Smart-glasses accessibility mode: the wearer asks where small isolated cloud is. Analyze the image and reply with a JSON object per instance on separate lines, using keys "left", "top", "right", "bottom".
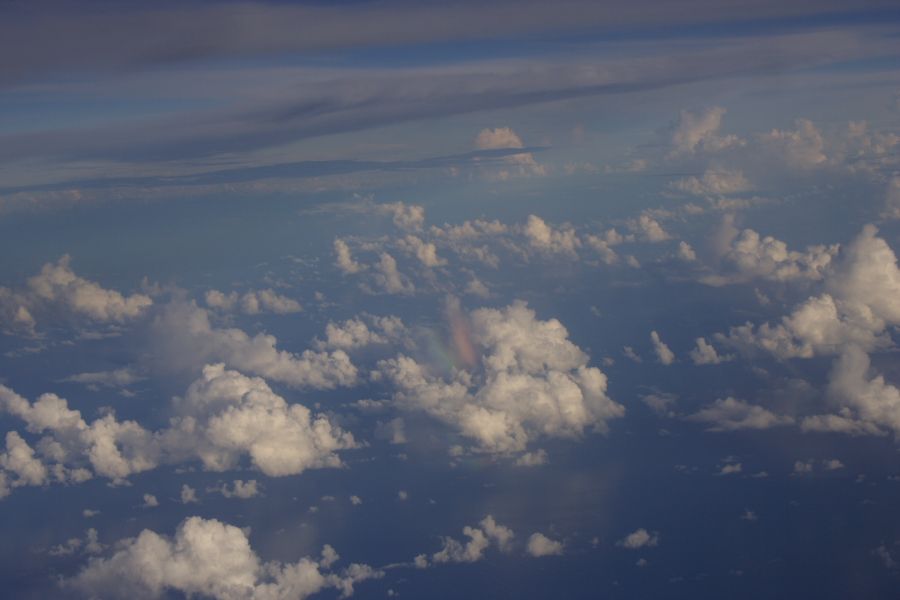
{"left": 617, "top": 528, "right": 659, "bottom": 550}
{"left": 650, "top": 331, "right": 675, "bottom": 365}
{"left": 211, "top": 479, "right": 260, "bottom": 499}
{"left": 428, "top": 516, "right": 515, "bottom": 566}
{"left": 474, "top": 127, "right": 545, "bottom": 178}
{"left": 141, "top": 494, "right": 159, "bottom": 508}
{"left": 526, "top": 532, "right": 563, "bottom": 557}
{"left": 716, "top": 462, "right": 742, "bottom": 476}
{"left": 688, "top": 397, "right": 794, "bottom": 431}
{"left": 180, "top": 484, "right": 199, "bottom": 504}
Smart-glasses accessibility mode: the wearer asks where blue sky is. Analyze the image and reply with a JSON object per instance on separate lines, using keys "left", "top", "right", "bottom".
{"left": 2, "top": 1, "right": 900, "bottom": 598}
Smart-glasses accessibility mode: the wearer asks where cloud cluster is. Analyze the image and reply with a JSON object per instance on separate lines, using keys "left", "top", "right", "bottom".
{"left": 376, "top": 301, "right": 623, "bottom": 454}
{"left": 205, "top": 288, "right": 302, "bottom": 315}
{"left": 423, "top": 515, "right": 515, "bottom": 567}
{"left": 0, "top": 256, "right": 152, "bottom": 335}
{"left": 70, "top": 516, "right": 380, "bottom": 600}
{"left": 0, "top": 364, "right": 356, "bottom": 498}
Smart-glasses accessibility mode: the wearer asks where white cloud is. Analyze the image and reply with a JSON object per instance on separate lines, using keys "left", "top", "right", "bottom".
{"left": 474, "top": 127, "right": 545, "bottom": 177}
{"left": 180, "top": 484, "right": 199, "bottom": 504}
{"left": 617, "top": 528, "right": 659, "bottom": 550}
{"left": 526, "top": 532, "right": 563, "bottom": 557}
{"left": 430, "top": 515, "right": 515, "bottom": 565}
{"left": 689, "top": 337, "right": 731, "bottom": 365}
{"left": 379, "top": 202, "right": 426, "bottom": 231}
{"left": 314, "top": 315, "right": 406, "bottom": 351}
{"left": 672, "top": 167, "right": 751, "bottom": 197}
{"left": 630, "top": 214, "right": 670, "bottom": 242}
{"left": 759, "top": 118, "right": 827, "bottom": 168}
{"left": 142, "top": 494, "right": 159, "bottom": 508}
{"left": 334, "top": 238, "right": 365, "bottom": 274}
{"left": 704, "top": 227, "right": 838, "bottom": 285}
{"left": 62, "top": 368, "right": 144, "bottom": 390}
{"left": 398, "top": 235, "right": 447, "bottom": 268}
{"left": 717, "top": 462, "right": 742, "bottom": 475}
{"left": 669, "top": 107, "right": 742, "bottom": 156}
{"left": 523, "top": 215, "right": 580, "bottom": 258}
{"left": 514, "top": 448, "right": 548, "bottom": 467}
{"left": 376, "top": 301, "right": 623, "bottom": 453}
{"left": 650, "top": 331, "right": 675, "bottom": 365}
{"left": 69, "top": 516, "right": 381, "bottom": 600}
{"left": 205, "top": 289, "right": 301, "bottom": 315}
{"left": 211, "top": 479, "right": 260, "bottom": 499}
{"left": 0, "top": 256, "right": 152, "bottom": 335}
{"left": 372, "top": 252, "right": 415, "bottom": 295}
{"left": 151, "top": 301, "right": 358, "bottom": 389}
{"left": 677, "top": 241, "right": 697, "bottom": 262}
{"left": 688, "top": 397, "right": 794, "bottom": 431}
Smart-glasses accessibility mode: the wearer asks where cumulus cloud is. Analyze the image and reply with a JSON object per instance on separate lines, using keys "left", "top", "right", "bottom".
{"left": 759, "top": 118, "right": 827, "bottom": 169}
{"left": 522, "top": 215, "right": 580, "bottom": 258}
{"left": 151, "top": 301, "right": 358, "bottom": 389}
{"left": 0, "top": 364, "right": 356, "bottom": 498}
{"left": 334, "top": 238, "right": 365, "bottom": 275}
{"left": 716, "top": 225, "right": 900, "bottom": 359}
{"left": 428, "top": 515, "right": 514, "bottom": 566}
{"left": 314, "top": 315, "right": 406, "bottom": 351}
{"left": 688, "top": 397, "right": 794, "bottom": 431}
{"left": 526, "top": 532, "right": 563, "bottom": 557}
{"left": 474, "top": 127, "right": 545, "bottom": 178}
{"left": 689, "top": 337, "right": 732, "bottom": 365}
{"left": 0, "top": 255, "right": 152, "bottom": 335}
{"left": 69, "top": 516, "right": 380, "bottom": 600}
{"left": 669, "top": 107, "right": 742, "bottom": 156}
{"left": 378, "top": 202, "right": 425, "bottom": 231}
{"left": 703, "top": 227, "right": 838, "bottom": 285}
{"left": 671, "top": 167, "right": 751, "bottom": 197}
{"left": 630, "top": 214, "right": 670, "bottom": 243}
{"left": 376, "top": 301, "right": 623, "bottom": 453}
{"left": 514, "top": 448, "right": 548, "bottom": 467}
{"left": 371, "top": 252, "right": 415, "bottom": 295}
{"left": 62, "top": 368, "right": 144, "bottom": 390}
{"left": 211, "top": 479, "right": 260, "bottom": 499}
{"left": 205, "top": 289, "right": 302, "bottom": 315}
{"left": 398, "top": 235, "right": 447, "bottom": 267}
{"left": 617, "top": 528, "right": 659, "bottom": 549}
{"left": 650, "top": 331, "right": 675, "bottom": 365}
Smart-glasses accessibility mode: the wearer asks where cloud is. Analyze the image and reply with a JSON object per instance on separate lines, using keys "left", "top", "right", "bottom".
{"left": 758, "top": 118, "right": 827, "bottom": 168}
{"left": 69, "top": 516, "right": 380, "bottom": 600}
{"left": 211, "top": 479, "right": 260, "bottom": 499}
{"left": 630, "top": 214, "right": 670, "bottom": 243}
{"left": 617, "top": 528, "right": 659, "bottom": 549}
{"left": 474, "top": 127, "right": 545, "bottom": 178}
{"left": 715, "top": 225, "right": 900, "bottom": 359}
{"left": 151, "top": 301, "right": 359, "bottom": 389}
{"left": 523, "top": 215, "right": 580, "bottom": 257}
{"left": 0, "top": 255, "right": 151, "bottom": 335}
{"left": 703, "top": 227, "right": 838, "bottom": 285}
{"left": 334, "top": 239, "right": 366, "bottom": 275}
{"left": 650, "top": 331, "right": 675, "bottom": 365}
{"left": 142, "top": 494, "right": 159, "bottom": 508}
{"left": 429, "top": 515, "right": 515, "bottom": 566}
{"left": 514, "top": 448, "right": 549, "bottom": 467}
{"left": 526, "top": 533, "right": 563, "bottom": 557}
{"left": 314, "top": 315, "right": 406, "bottom": 351}
{"left": 671, "top": 167, "right": 751, "bottom": 197}
{"left": 205, "top": 289, "right": 302, "bottom": 315}
{"left": 62, "top": 368, "right": 144, "bottom": 390}
{"left": 689, "top": 337, "right": 732, "bottom": 365}
{"left": 669, "top": 107, "right": 742, "bottom": 156}
{"left": 0, "top": 363, "right": 356, "bottom": 497}
{"left": 688, "top": 397, "right": 794, "bottom": 431}
{"left": 376, "top": 301, "right": 623, "bottom": 453}
{"left": 398, "top": 235, "right": 447, "bottom": 268}
{"left": 371, "top": 253, "right": 415, "bottom": 295}
{"left": 717, "top": 462, "right": 743, "bottom": 475}
{"left": 180, "top": 484, "right": 199, "bottom": 505}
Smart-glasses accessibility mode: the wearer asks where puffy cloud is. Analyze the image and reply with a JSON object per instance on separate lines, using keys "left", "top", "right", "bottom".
{"left": 717, "top": 462, "right": 742, "bottom": 475}
{"left": 376, "top": 301, "right": 623, "bottom": 453}
{"left": 584, "top": 228, "right": 631, "bottom": 265}
{"left": 398, "top": 235, "right": 446, "bottom": 268}
{"left": 474, "top": 127, "right": 545, "bottom": 177}
{"left": 62, "top": 368, "right": 144, "bottom": 390}
{"left": 514, "top": 448, "right": 548, "bottom": 467}
{"left": 883, "top": 176, "right": 900, "bottom": 219}
{"left": 205, "top": 289, "right": 302, "bottom": 315}
{"left": 211, "top": 479, "right": 260, "bottom": 499}
{"left": 315, "top": 315, "right": 406, "bottom": 351}
{"left": 650, "top": 331, "right": 675, "bottom": 365}
{"left": 704, "top": 227, "right": 838, "bottom": 285}
{"left": 669, "top": 107, "right": 741, "bottom": 156}
{"left": 378, "top": 202, "right": 425, "bottom": 231}
{"left": 525, "top": 533, "right": 563, "bottom": 557}
{"left": 334, "top": 238, "right": 365, "bottom": 275}
{"left": 689, "top": 337, "right": 731, "bottom": 365}
{"left": 671, "top": 167, "right": 751, "bottom": 197}
{"left": 759, "top": 118, "right": 827, "bottom": 168}
{"left": 677, "top": 241, "right": 697, "bottom": 262}
{"left": 180, "top": 484, "right": 199, "bottom": 504}
{"left": 0, "top": 256, "right": 152, "bottom": 334}
{"left": 687, "top": 397, "right": 794, "bottom": 431}
{"left": 0, "top": 364, "right": 355, "bottom": 498}
{"left": 630, "top": 214, "right": 670, "bottom": 242}
{"left": 522, "top": 215, "right": 580, "bottom": 258}
{"left": 142, "top": 494, "right": 159, "bottom": 508}
{"left": 69, "top": 516, "right": 380, "bottom": 600}
{"left": 151, "top": 301, "right": 358, "bottom": 389}
{"left": 617, "top": 528, "right": 659, "bottom": 550}
{"left": 716, "top": 226, "right": 900, "bottom": 359}
{"left": 164, "top": 364, "right": 356, "bottom": 477}
{"left": 372, "top": 252, "right": 415, "bottom": 295}
{"left": 429, "top": 515, "right": 514, "bottom": 566}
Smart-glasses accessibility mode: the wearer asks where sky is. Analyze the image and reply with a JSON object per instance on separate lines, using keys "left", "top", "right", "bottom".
{"left": 2, "top": 1, "right": 900, "bottom": 598}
